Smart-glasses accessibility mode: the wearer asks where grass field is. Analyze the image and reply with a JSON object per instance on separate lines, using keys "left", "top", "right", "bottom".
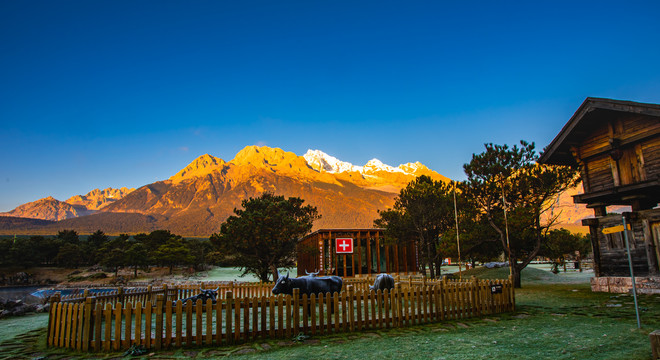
{"left": 0, "top": 266, "right": 657, "bottom": 359}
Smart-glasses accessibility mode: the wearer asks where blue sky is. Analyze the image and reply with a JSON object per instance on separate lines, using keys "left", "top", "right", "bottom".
{"left": 2, "top": 1, "right": 660, "bottom": 212}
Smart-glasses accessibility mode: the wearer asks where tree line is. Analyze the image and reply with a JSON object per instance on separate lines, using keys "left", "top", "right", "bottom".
{"left": 0, "top": 229, "right": 220, "bottom": 276}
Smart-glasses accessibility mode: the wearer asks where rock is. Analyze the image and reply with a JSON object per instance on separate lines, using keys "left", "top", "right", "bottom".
{"left": 234, "top": 347, "right": 256, "bottom": 354}
{"left": 484, "top": 262, "right": 508, "bottom": 269}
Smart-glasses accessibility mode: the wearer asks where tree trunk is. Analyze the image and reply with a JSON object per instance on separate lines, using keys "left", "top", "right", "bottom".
{"left": 134, "top": 265, "right": 138, "bottom": 278}
{"left": 426, "top": 242, "right": 435, "bottom": 279}
{"left": 169, "top": 264, "right": 173, "bottom": 275}
{"left": 259, "top": 269, "right": 270, "bottom": 282}
{"left": 511, "top": 265, "right": 521, "bottom": 288}
{"left": 271, "top": 265, "right": 279, "bottom": 282}
{"left": 435, "top": 258, "right": 442, "bottom": 278}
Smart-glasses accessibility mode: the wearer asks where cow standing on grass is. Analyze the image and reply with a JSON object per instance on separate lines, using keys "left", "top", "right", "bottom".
{"left": 369, "top": 273, "right": 395, "bottom": 292}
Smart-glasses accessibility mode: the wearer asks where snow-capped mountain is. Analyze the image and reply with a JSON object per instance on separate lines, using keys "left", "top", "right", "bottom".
{"left": 303, "top": 149, "right": 436, "bottom": 177}
{"left": 303, "top": 150, "right": 364, "bottom": 173}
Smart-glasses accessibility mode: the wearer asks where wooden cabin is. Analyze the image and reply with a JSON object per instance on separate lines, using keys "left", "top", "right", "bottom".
{"left": 296, "top": 228, "right": 419, "bottom": 277}
{"left": 540, "top": 98, "right": 660, "bottom": 292}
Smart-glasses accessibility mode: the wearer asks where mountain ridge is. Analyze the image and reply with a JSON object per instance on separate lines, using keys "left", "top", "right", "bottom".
{"left": 0, "top": 145, "right": 591, "bottom": 236}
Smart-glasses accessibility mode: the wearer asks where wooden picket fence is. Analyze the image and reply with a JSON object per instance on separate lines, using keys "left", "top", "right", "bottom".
{"left": 56, "top": 282, "right": 278, "bottom": 306}
{"left": 47, "top": 277, "right": 514, "bottom": 352}
{"left": 54, "top": 276, "right": 449, "bottom": 307}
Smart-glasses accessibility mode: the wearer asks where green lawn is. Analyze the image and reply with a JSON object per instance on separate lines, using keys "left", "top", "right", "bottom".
{"left": 0, "top": 266, "right": 657, "bottom": 360}
{"left": 199, "top": 266, "right": 297, "bottom": 282}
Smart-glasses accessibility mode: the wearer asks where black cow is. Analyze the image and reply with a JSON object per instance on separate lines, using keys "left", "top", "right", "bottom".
{"left": 272, "top": 271, "right": 342, "bottom": 297}
{"left": 180, "top": 288, "right": 219, "bottom": 304}
{"left": 369, "top": 274, "right": 395, "bottom": 292}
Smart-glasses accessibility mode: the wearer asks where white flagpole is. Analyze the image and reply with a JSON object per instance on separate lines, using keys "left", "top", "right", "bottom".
{"left": 454, "top": 182, "right": 462, "bottom": 280}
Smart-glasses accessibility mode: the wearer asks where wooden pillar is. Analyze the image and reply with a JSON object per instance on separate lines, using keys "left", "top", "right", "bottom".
{"left": 343, "top": 254, "right": 347, "bottom": 277}
{"left": 376, "top": 235, "right": 381, "bottom": 273}
{"left": 642, "top": 218, "right": 659, "bottom": 275}
{"left": 593, "top": 205, "right": 607, "bottom": 217}
{"left": 350, "top": 233, "right": 355, "bottom": 277}
{"left": 367, "top": 232, "right": 372, "bottom": 276}
{"left": 357, "top": 231, "right": 362, "bottom": 276}
{"left": 588, "top": 221, "right": 602, "bottom": 277}
{"left": 650, "top": 330, "right": 660, "bottom": 360}
{"left": 331, "top": 230, "right": 337, "bottom": 276}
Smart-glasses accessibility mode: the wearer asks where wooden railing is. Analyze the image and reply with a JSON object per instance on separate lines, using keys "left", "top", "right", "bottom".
{"left": 47, "top": 277, "right": 514, "bottom": 352}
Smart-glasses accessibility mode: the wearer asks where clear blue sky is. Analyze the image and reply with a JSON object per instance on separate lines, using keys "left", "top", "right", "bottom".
{"left": 2, "top": 1, "right": 660, "bottom": 212}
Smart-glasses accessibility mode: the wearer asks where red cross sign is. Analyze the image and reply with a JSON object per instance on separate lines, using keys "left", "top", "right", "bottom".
{"left": 336, "top": 238, "right": 353, "bottom": 254}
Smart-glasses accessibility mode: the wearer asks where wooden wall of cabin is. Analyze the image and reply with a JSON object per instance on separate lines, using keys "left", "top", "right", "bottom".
{"left": 577, "top": 114, "right": 659, "bottom": 195}
{"left": 297, "top": 230, "right": 419, "bottom": 278}
{"left": 642, "top": 137, "right": 660, "bottom": 180}
{"left": 589, "top": 212, "right": 660, "bottom": 277}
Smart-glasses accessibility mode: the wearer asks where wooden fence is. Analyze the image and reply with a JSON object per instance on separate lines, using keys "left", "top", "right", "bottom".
{"left": 54, "top": 276, "right": 446, "bottom": 306}
{"left": 47, "top": 277, "right": 514, "bottom": 352}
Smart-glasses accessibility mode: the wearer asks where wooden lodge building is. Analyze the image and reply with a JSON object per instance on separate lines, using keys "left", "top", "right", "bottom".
{"left": 296, "top": 228, "right": 419, "bottom": 278}
{"left": 540, "top": 97, "right": 660, "bottom": 293}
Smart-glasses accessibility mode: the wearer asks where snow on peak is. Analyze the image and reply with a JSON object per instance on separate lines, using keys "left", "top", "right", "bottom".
{"left": 303, "top": 150, "right": 363, "bottom": 173}
{"left": 363, "top": 159, "right": 405, "bottom": 174}
{"left": 304, "top": 150, "right": 422, "bottom": 176}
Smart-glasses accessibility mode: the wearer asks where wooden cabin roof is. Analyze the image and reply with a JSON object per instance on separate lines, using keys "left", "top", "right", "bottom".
{"left": 539, "top": 97, "right": 660, "bottom": 166}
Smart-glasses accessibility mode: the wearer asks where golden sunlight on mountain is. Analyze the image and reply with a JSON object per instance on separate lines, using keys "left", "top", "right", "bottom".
{"left": 170, "top": 154, "right": 226, "bottom": 183}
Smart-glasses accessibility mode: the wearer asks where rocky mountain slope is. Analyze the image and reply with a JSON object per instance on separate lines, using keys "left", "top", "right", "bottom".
{"left": 1, "top": 188, "right": 134, "bottom": 221}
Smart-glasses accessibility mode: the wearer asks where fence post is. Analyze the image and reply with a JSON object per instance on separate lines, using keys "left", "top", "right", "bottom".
{"left": 471, "top": 276, "right": 480, "bottom": 317}
{"left": 293, "top": 288, "right": 300, "bottom": 336}
{"left": 49, "top": 292, "right": 61, "bottom": 306}
{"left": 226, "top": 291, "right": 233, "bottom": 344}
{"left": 155, "top": 294, "right": 164, "bottom": 350}
{"left": 347, "top": 285, "right": 355, "bottom": 332}
{"left": 83, "top": 289, "right": 89, "bottom": 299}
{"left": 47, "top": 293, "right": 60, "bottom": 345}
{"left": 82, "top": 296, "right": 94, "bottom": 352}
{"left": 147, "top": 285, "right": 153, "bottom": 303}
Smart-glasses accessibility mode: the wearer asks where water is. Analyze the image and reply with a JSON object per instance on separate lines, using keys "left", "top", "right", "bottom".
{"left": 0, "top": 286, "right": 44, "bottom": 304}
{"left": 29, "top": 288, "right": 117, "bottom": 300}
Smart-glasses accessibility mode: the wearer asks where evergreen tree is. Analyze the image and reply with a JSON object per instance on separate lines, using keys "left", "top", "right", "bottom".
{"left": 210, "top": 193, "right": 320, "bottom": 282}
{"left": 463, "top": 140, "right": 579, "bottom": 287}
